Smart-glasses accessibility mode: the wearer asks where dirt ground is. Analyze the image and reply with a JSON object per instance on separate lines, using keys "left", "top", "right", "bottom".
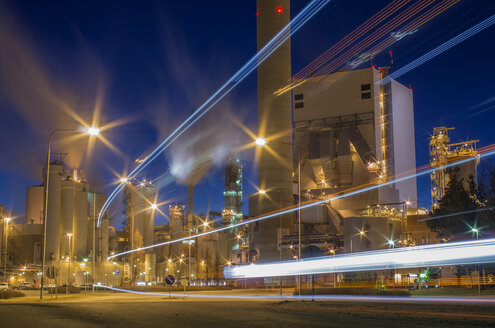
{"left": 1, "top": 294, "right": 495, "bottom": 327}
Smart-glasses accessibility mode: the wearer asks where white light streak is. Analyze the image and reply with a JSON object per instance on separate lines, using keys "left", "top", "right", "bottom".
{"left": 380, "top": 14, "right": 495, "bottom": 85}
{"left": 224, "top": 238, "right": 495, "bottom": 279}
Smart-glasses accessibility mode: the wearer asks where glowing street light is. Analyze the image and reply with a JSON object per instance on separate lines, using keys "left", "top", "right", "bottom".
{"left": 150, "top": 203, "right": 158, "bottom": 210}
{"left": 258, "top": 189, "right": 266, "bottom": 194}
{"left": 254, "top": 137, "right": 267, "bottom": 146}
{"left": 86, "top": 126, "right": 100, "bottom": 136}
{"left": 119, "top": 177, "right": 128, "bottom": 184}
{"left": 359, "top": 231, "right": 365, "bottom": 236}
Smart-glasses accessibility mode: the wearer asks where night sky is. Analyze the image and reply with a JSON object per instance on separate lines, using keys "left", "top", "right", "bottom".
{"left": 1, "top": 0, "right": 495, "bottom": 227}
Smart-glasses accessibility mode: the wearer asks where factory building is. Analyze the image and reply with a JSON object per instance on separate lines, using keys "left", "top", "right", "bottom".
{"left": 3, "top": 158, "right": 116, "bottom": 287}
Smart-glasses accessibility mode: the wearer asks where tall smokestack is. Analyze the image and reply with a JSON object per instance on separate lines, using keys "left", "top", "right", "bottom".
{"left": 187, "top": 185, "right": 194, "bottom": 228}
{"left": 255, "top": 0, "right": 294, "bottom": 262}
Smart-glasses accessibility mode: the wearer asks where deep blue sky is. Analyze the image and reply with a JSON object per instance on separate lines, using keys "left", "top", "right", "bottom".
{"left": 1, "top": 0, "right": 494, "bottom": 227}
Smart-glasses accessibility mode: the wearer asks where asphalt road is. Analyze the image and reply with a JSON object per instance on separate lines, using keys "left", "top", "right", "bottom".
{"left": 1, "top": 292, "right": 495, "bottom": 327}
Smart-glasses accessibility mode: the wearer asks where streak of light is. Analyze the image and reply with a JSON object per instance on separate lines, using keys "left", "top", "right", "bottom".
{"left": 97, "top": 0, "right": 332, "bottom": 227}
{"left": 224, "top": 238, "right": 495, "bottom": 279}
{"left": 95, "top": 285, "right": 495, "bottom": 303}
{"left": 379, "top": 13, "right": 495, "bottom": 85}
{"left": 107, "top": 147, "right": 495, "bottom": 260}
{"left": 418, "top": 206, "right": 495, "bottom": 222}
{"left": 293, "top": 0, "right": 411, "bottom": 80}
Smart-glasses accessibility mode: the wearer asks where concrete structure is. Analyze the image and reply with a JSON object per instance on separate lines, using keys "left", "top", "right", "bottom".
{"left": 25, "top": 186, "right": 43, "bottom": 224}
{"left": 252, "top": 0, "right": 294, "bottom": 263}
{"left": 292, "top": 67, "right": 417, "bottom": 216}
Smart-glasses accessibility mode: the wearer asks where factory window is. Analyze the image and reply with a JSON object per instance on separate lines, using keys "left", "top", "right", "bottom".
{"left": 361, "top": 83, "right": 371, "bottom": 91}
{"left": 295, "top": 102, "right": 304, "bottom": 109}
{"left": 294, "top": 93, "right": 304, "bottom": 101}
{"left": 361, "top": 92, "right": 371, "bottom": 99}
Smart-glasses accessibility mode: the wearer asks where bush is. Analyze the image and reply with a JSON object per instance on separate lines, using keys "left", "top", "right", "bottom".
{"left": 0, "top": 290, "right": 25, "bottom": 299}
{"left": 294, "top": 287, "right": 410, "bottom": 296}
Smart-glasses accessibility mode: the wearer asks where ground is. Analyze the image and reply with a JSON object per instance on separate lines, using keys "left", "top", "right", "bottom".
{"left": 1, "top": 290, "right": 494, "bottom": 327}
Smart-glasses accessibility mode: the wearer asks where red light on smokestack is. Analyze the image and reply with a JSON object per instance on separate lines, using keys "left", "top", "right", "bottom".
{"left": 256, "top": 12, "right": 259, "bottom": 16}
{"left": 276, "top": 7, "right": 283, "bottom": 14}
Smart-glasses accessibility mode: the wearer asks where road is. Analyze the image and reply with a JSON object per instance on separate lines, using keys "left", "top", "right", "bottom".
{"left": 1, "top": 291, "right": 495, "bottom": 327}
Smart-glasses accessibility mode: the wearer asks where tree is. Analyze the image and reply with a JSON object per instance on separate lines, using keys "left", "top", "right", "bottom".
{"left": 427, "top": 167, "right": 478, "bottom": 240}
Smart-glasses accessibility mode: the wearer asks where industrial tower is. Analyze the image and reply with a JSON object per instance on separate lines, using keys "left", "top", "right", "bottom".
{"left": 429, "top": 127, "right": 479, "bottom": 208}
{"left": 254, "top": 0, "right": 294, "bottom": 262}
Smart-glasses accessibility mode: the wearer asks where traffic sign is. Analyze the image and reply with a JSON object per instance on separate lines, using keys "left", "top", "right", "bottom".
{"left": 165, "top": 275, "right": 175, "bottom": 285}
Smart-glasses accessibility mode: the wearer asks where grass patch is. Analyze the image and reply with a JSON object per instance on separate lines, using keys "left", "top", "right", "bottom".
{"left": 294, "top": 287, "right": 410, "bottom": 296}
{"left": 0, "top": 290, "right": 25, "bottom": 299}
{"left": 410, "top": 287, "right": 495, "bottom": 296}
{"left": 126, "top": 286, "right": 233, "bottom": 292}
{"left": 47, "top": 286, "right": 81, "bottom": 294}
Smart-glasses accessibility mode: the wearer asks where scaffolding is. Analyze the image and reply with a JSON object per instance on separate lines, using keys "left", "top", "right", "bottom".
{"left": 429, "top": 127, "right": 479, "bottom": 208}
{"left": 221, "top": 157, "right": 247, "bottom": 252}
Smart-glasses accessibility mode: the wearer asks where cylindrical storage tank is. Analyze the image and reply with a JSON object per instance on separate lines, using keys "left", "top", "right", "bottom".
{"left": 26, "top": 185, "right": 44, "bottom": 224}
{"left": 143, "top": 185, "right": 156, "bottom": 251}
{"left": 169, "top": 204, "right": 184, "bottom": 259}
{"left": 45, "top": 164, "right": 63, "bottom": 261}
{"left": 99, "top": 217, "right": 109, "bottom": 261}
{"left": 74, "top": 182, "right": 88, "bottom": 260}
{"left": 145, "top": 253, "right": 156, "bottom": 282}
{"left": 61, "top": 180, "right": 75, "bottom": 257}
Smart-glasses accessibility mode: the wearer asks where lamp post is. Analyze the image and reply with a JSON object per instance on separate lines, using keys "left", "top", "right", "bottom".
{"left": 3, "top": 217, "right": 11, "bottom": 282}
{"left": 472, "top": 228, "right": 480, "bottom": 295}
{"left": 255, "top": 137, "right": 304, "bottom": 293}
{"left": 41, "top": 127, "right": 100, "bottom": 300}
{"left": 66, "top": 233, "right": 72, "bottom": 294}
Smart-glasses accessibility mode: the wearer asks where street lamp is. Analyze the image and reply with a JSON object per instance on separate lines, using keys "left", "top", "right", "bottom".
{"left": 66, "top": 233, "right": 72, "bottom": 295}
{"left": 150, "top": 203, "right": 158, "bottom": 210}
{"left": 3, "top": 217, "right": 12, "bottom": 282}
{"left": 254, "top": 137, "right": 267, "bottom": 146}
{"left": 472, "top": 228, "right": 479, "bottom": 240}
{"left": 41, "top": 127, "right": 100, "bottom": 300}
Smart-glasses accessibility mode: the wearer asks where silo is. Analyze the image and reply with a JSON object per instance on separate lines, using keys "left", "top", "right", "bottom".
{"left": 169, "top": 204, "right": 185, "bottom": 259}
{"left": 26, "top": 186, "right": 44, "bottom": 224}
{"left": 142, "top": 185, "right": 156, "bottom": 250}
{"left": 74, "top": 181, "right": 88, "bottom": 260}
{"left": 60, "top": 179, "right": 75, "bottom": 257}
{"left": 255, "top": 0, "right": 294, "bottom": 262}
{"left": 45, "top": 163, "right": 63, "bottom": 261}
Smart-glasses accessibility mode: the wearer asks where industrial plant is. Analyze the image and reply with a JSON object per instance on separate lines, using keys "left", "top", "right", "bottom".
{"left": 0, "top": 0, "right": 485, "bottom": 291}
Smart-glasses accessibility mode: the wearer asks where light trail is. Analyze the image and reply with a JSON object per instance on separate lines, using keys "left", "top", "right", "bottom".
{"left": 97, "top": 0, "right": 332, "bottom": 227}
{"left": 95, "top": 285, "right": 495, "bottom": 303}
{"left": 224, "top": 238, "right": 495, "bottom": 279}
{"left": 107, "top": 148, "right": 495, "bottom": 260}
{"left": 419, "top": 206, "right": 495, "bottom": 222}
{"left": 380, "top": 13, "right": 495, "bottom": 84}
